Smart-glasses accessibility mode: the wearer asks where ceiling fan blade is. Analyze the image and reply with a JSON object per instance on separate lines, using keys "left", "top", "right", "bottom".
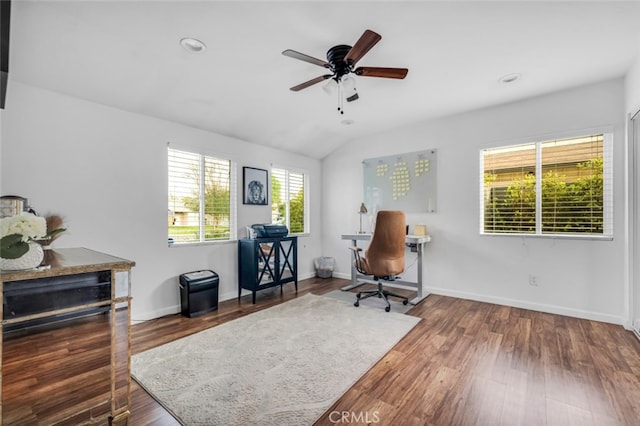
{"left": 289, "top": 75, "right": 333, "bottom": 91}
{"left": 344, "top": 29, "right": 382, "bottom": 66}
{"left": 282, "top": 49, "right": 330, "bottom": 68}
{"left": 354, "top": 67, "right": 408, "bottom": 79}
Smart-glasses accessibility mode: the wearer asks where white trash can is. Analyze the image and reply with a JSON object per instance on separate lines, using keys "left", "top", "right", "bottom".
{"left": 314, "top": 257, "right": 335, "bottom": 279}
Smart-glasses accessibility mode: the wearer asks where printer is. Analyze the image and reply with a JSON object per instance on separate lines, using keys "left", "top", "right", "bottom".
{"left": 251, "top": 224, "right": 289, "bottom": 238}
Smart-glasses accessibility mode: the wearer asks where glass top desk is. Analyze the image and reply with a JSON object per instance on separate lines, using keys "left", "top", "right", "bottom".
{"left": 341, "top": 234, "right": 431, "bottom": 305}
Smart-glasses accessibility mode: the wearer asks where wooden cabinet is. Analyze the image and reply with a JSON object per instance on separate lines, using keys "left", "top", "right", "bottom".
{"left": 0, "top": 248, "right": 135, "bottom": 425}
{"left": 238, "top": 237, "right": 297, "bottom": 303}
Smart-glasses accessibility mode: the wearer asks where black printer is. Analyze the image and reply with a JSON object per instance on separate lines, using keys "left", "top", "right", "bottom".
{"left": 251, "top": 224, "right": 289, "bottom": 238}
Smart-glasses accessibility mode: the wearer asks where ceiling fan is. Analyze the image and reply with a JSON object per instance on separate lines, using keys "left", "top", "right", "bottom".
{"left": 282, "top": 29, "right": 408, "bottom": 111}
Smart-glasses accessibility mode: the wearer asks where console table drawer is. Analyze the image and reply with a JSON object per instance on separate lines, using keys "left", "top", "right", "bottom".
{"left": 3, "top": 271, "right": 111, "bottom": 320}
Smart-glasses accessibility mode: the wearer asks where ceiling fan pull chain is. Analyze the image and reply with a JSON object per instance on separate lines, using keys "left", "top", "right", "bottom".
{"left": 338, "top": 80, "right": 344, "bottom": 115}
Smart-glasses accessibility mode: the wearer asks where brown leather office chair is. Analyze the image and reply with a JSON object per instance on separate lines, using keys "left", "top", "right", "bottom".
{"left": 349, "top": 210, "right": 409, "bottom": 312}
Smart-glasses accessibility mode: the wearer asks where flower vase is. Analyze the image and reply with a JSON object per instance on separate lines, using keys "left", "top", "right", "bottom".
{"left": 0, "top": 241, "right": 45, "bottom": 271}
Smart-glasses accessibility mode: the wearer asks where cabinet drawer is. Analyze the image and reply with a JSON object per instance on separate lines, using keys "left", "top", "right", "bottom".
{"left": 3, "top": 271, "right": 111, "bottom": 320}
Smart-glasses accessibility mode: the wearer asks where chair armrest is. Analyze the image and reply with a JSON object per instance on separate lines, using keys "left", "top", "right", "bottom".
{"left": 348, "top": 246, "right": 368, "bottom": 275}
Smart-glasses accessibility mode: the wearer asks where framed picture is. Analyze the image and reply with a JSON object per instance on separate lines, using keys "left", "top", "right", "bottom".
{"left": 243, "top": 167, "right": 268, "bottom": 205}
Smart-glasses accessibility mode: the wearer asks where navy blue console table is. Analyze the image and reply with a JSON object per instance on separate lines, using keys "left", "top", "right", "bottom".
{"left": 238, "top": 236, "right": 297, "bottom": 303}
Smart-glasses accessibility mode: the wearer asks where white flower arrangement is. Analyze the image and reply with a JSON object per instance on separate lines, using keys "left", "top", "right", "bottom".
{"left": 0, "top": 212, "right": 66, "bottom": 259}
{"left": 0, "top": 212, "right": 47, "bottom": 241}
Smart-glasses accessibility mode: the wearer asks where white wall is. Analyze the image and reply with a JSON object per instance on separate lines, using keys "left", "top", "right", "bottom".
{"left": 323, "top": 78, "right": 627, "bottom": 324}
{"left": 1, "top": 82, "right": 322, "bottom": 321}
{"left": 1, "top": 77, "right": 632, "bottom": 324}
{"left": 626, "top": 44, "right": 640, "bottom": 330}
{"left": 626, "top": 42, "right": 640, "bottom": 115}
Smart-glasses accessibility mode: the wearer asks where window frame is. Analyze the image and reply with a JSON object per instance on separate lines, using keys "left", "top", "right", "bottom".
{"left": 479, "top": 130, "right": 613, "bottom": 240}
{"left": 271, "top": 166, "right": 310, "bottom": 235}
{"left": 167, "top": 144, "right": 237, "bottom": 246}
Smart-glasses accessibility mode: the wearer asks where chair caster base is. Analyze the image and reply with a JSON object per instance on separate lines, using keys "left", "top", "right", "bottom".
{"left": 352, "top": 286, "right": 408, "bottom": 311}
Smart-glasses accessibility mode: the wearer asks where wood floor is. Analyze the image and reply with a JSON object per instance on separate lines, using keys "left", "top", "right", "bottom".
{"left": 4, "top": 277, "right": 640, "bottom": 425}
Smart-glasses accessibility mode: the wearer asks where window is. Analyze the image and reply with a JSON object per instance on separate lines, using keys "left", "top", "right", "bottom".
{"left": 168, "top": 146, "right": 236, "bottom": 244}
{"left": 481, "top": 133, "right": 612, "bottom": 238}
{"left": 271, "top": 168, "right": 308, "bottom": 234}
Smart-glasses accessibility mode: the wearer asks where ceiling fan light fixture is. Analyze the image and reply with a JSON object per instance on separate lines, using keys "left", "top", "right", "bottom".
{"left": 342, "top": 76, "right": 359, "bottom": 102}
{"left": 341, "top": 76, "right": 355, "bottom": 90}
{"left": 322, "top": 78, "right": 338, "bottom": 95}
{"left": 180, "top": 37, "right": 207, "bottom": 53}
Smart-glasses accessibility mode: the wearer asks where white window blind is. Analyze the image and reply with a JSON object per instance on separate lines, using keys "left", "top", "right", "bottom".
{"left": 271, "top": 168, "right": 307, "bottom": 234}
{"left": 481, "top": 133, "right": 612, "bottom": 238}
{"left": 168, "top": 147, "right": 236, "bottom": 243}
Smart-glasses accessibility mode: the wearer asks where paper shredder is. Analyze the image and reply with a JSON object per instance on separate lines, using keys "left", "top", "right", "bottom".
{"left": 179, "top": 270, "right": 219, "bottom": 317}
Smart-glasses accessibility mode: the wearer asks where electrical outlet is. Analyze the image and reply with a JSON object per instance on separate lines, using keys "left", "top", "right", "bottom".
{"left": 529, "top": 274, "right": 538, "bottom": 287}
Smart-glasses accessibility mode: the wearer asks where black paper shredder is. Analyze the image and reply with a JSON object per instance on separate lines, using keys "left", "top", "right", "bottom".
{"left": 179, "top": 270, "right": 219, "bottom": 317}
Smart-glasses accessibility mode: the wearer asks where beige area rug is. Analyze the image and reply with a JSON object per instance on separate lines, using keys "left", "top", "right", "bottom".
{"left": 131, "top": 293, "right": 420, "bottom": 426}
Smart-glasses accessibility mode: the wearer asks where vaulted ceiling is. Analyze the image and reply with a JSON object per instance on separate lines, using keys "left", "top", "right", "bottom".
{"left": 8, "top": 1, "right": 640, "bottom": 158}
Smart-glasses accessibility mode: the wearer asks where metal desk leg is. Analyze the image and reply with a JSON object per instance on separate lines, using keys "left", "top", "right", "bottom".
{"left": 341, "top": 238, "right": 367, "bottom": 291}
{"left": 410, "top": 241, "right": 429, "bottom": 305}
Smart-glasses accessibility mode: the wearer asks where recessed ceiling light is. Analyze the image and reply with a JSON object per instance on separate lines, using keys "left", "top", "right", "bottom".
{"left": 498, "top": 73, "right": 521, "bottom": 84}
{"left": 180, "top": 38, "right": 207, "bottom": 53}
{"left": 341, "top": 119, "right": 355, "bottom": 125}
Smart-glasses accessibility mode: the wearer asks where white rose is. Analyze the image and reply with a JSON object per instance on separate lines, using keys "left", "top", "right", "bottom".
{"left": 0, "top": 212, "right": 47, "bottom": 239}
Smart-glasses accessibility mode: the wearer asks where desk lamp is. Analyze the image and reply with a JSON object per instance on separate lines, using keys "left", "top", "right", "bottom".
{"left": 358, "top": 202, "right": 368, "bottom": 234}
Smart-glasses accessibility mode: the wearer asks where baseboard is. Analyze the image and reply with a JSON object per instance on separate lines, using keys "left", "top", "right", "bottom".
{"left": 132, "top": 304, "right": 180, "bottom": 323}
{"left": 298, "top": 271, "right": 316, "bottom": 281}
{"left": 632, "top": 319, "right": 640, "bottom": 341}
{"left": 311, "top": 273, "right": 624, "bottom": 324}
{"left": 135, "top": 272, "right": 319, "bottom": 323}
{"left": 426, "top": 286, "right": 623, "bottom": 325}
{"left": 135, "top": 274, "right": 622, "bottom": 326}
{"left": 333, "top": 272, "right": 351, "bottom": 280}
{"left": 219, "top": 271, "right": 316, "bottom": 302}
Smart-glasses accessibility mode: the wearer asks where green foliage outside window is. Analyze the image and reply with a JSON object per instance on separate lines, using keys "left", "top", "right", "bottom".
{"left": 168, "top": 148, "right": 232, "bottom": 243}
{"left": 289, "top": 189, "right": 305, "bottom": 233}
{"left": 271, "top": 169, "right": 306, "bottom": 234}
{"left": 484, "top": 158, "right": 603, "bottom": 234}
{"left": 180, "top": 163, "right": 230, "bottom": 240}
{"left": 272, "top": 173, "right": 285, "bottom": 223}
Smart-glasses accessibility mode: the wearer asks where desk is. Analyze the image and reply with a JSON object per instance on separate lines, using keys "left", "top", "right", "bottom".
{"left": 341, "top": 234, "right": 431, "bottom": 305}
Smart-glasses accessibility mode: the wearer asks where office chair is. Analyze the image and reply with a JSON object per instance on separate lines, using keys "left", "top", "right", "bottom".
{"left": 349, "top": 210, "right": 409, "bottom": 312}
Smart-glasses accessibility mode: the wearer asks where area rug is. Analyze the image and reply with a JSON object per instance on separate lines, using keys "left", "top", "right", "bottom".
{"left": 131, "top": 293, "right": 420, "bottom": 425}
